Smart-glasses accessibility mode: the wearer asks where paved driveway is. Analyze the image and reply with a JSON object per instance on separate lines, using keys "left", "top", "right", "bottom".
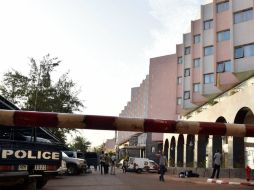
{"left": 44, "top": 169, "right": 254, "bottom": 190}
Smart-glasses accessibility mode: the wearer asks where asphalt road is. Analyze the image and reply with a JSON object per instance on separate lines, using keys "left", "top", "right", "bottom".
{"left": 44, "top": 169, "right": 254, "bottom": 190}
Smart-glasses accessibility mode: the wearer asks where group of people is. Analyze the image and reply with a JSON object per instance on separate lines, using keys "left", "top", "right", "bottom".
{"left": 99, "top": 151, "right": 116, "bottom": 175}
{"left": 97, "top": 149, "right": 222, "bottom": 181}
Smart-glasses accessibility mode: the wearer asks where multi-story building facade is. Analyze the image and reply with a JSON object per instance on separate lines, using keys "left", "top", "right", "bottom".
{"left": 155, "top": 0, "right": 254, "bottom": 177}
{"left": 116, "top": 76, "right": 151, "bottom": 159}
{"left": 118, "top": 0, "right": 254, "bottom": 177}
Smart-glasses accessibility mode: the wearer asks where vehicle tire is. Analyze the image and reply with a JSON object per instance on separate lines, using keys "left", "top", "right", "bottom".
{"left": 67, "top": 164, "right": 78, "bottom": 175}
{"left": 136, "top": 168, "right": 142, "bottom": 174}
{"left": 21, "top": 181, "right": 36, "bottom": 190}
{"left": 36, "top": 178, "right": 48, "bottom": 189}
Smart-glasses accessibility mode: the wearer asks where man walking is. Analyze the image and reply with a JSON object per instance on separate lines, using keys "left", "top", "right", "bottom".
{"left": 211, "top": 149, "right": 222, "bottom": 179}
{"left": 159, "top": 151, "right": 167, "bottom": 182}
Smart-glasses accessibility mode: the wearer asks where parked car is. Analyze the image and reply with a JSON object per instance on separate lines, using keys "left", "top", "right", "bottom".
{"left": 62, "top": 152, "right": 86, "bottom": 175}
{"left": 117, "top": 159, "right": 124, "bottom": 168}
{"left": 127, "top": 157, "right": 159, "bottom": 173}
{"left": 57, "top": 160, "right": 67, "bottom": 175}
{"left": 84, "top": 152, "right": 99, "bottom": 170}
{"left": 146, "top": 160, "right": 159, "bottom": 173}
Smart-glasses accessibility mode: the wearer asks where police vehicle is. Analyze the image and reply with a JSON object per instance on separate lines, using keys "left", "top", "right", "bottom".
{"left": 0, "top": 95, "right": 65, "bottom": 190}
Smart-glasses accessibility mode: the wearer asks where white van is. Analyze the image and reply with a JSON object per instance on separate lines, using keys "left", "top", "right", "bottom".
{"left": 127, "top": 157, "right": 159, "bottom": 173}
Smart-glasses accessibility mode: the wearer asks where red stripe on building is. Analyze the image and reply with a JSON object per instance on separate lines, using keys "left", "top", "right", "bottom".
{"left": 199, "top": 122, "right": 226, "bottom": 136}
{"left": 13, "top": 111, "right": 58, "bottom": 128}
{"left": 245, "top": 125, "right": 254, "bottom": 137}
{"left": 144, "top": 119, "right": 177, "bottom": 133}
{"left": 83, "top": 115, "right": 117, "bottom": 131}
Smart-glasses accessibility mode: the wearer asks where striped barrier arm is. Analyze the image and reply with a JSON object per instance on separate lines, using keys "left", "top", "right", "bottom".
{"left": 0, "top": 109, "right": 254, "bottom": 137}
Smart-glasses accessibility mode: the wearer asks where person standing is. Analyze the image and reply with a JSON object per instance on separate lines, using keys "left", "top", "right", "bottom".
{"left": 211, "top": 149, "right": 222, "bottom": 179}
{"left": 122, "top": 159, "right": 128, "bottom": 173}
{"left": 110, "top": 154, "right": 116, "bottom": 175}
{"left": 159, "top": 152, "right": 167, "bottom": 182}
{"left": 99, "top": 151, "right": 105, "bottom": 175}
{"left": 104, "top": 153, "right": 110, "bottom": 174}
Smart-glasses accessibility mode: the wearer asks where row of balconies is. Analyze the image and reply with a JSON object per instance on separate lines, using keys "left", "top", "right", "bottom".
{"left": 175, "top": 0, "right": 254, "bottom": 115}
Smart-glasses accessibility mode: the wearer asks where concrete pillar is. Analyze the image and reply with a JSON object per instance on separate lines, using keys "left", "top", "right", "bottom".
{"left": 227, "top": 136, "right": 234, "bottom": 168}
{"left": 207, "top": 135, "right": 213, "bottom": 168}
{"left": 194, "top": 135, "right": 198, "bottom": 168}
{"left": 175, "top": 139, "right": 178, "bottom": 167}
{"left": 183, "top": 143, "right": 187, "bottom": 168}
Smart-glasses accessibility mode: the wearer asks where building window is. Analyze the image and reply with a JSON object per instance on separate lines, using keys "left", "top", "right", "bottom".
{"left": 184, "top": 47, "right": 191, "bottom": 55}
{"left": 194, "top": 34, "right": 201, "bottom": 44}
{"left": 217, "top": 1, "right": 229, "bottom": 13}
{"left": 177, "top": 97, "right": 182, "bottom": 105}
{"left": 204, "top": 73, "right": 214, "bottom": 84}
{"left": 184, "top": 68, "right": 190, "bottom": 77}
{"left": 178, "top": 56, "right": 183, "bottom": 64}
{"left": 217, "top": 30, "right": 230, "bottom": 42}
{"left": 235, "top": 43, "right": 254, "bottom": 59}
{"left": 193, "top": 58, "right": 200, "bottom": 68}
{"left": 217, "top": 60, "right": 231, "bottom": 73}
{"left": 235, "top": 46, "right": 244, "bottom": 59}
{"left": 234, "top": 9, "right": 253, "bottom": 24}
{"left": 204, "top": 19, "right": 213, "bottom": 30}
{"left": 204, "top": 46, "right": 214, "bottom": 56}
{"left": 193, "top": 83, "right": 200, "bottom": 93}
{"left": 177, "top": 76, "right": 182, "bottom": 85}
{"left": 184, "top": 91, "right": 190, "bottom": 100}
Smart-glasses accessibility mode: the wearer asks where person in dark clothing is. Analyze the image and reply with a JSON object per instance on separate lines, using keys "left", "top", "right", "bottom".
{"left": 103, "top": 153, "right": 110, "bottom": 174}
{"left": 122, "top": 159, "right": 128, "bottom": 173}
{"left": 159, "top": 152, "right": 167, "bottom": 182}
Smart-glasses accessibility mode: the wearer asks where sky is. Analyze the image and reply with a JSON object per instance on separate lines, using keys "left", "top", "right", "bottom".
{"left": 0, "top": 0, "right": 211, "bottom": 147}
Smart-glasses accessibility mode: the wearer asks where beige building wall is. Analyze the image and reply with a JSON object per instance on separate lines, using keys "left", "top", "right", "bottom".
{"left": 117, "top": 76, "right": 149, "bottom": 145}
{"left": 185, "top": 77, "right": 254, "bottom": 168}
{"left": 148, "top": 55, "right": 178, "bottom": 120}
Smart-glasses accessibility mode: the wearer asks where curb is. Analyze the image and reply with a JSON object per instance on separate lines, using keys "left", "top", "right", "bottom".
{"left": 207, "top": 178, "right": 254, "bottom": 186}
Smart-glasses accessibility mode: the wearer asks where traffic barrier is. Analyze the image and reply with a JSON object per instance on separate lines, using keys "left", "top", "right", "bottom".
{"left": 0, "top": 109, "right": 254, "bottom": 137}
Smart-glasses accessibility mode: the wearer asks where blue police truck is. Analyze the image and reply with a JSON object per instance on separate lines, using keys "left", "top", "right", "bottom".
{"left": 0, "top": 95, "right": 64, "bottom": 190}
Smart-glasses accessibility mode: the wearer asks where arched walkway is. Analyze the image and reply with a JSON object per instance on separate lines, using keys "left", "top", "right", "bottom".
{"left": 233, "top": 107, "right": 254, "bottom": 168}
{"left": 170, "top": 137, "right": 176, "bottom": 167}
{"left": 197, "top": 135, "right": 209, "bottom": 168}
{"left": 186, "top": 135, "right": 195, "bottom": 167}
{"left": 177, "top": 134, "right": 184, "bottom": 167}
{"left": 213, "top": 116, "right": 226, "bottom": 167}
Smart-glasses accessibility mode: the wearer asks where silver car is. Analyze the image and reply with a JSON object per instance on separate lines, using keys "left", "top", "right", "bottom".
{"left": 57, "top": 160, "right": 67, "bottom": 175}
{"left": 62, "top": 152, "right": 86, "bottom": 175}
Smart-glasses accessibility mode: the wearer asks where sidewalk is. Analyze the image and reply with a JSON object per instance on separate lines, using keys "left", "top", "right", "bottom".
{"left": 165, "top": 174, "right": 254, "bottom": 186}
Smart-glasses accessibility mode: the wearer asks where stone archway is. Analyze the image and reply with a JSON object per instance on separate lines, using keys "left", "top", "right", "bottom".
{"left": 197, "top": 135, "right": 209, "bottom": 168}
{"left": 213, "top": 116, "right": 226, "bottom": 167}
{"left": 234, "top": 107, "right": 254, "bottom": 168}
{"left": 164, "top": 139, "right": 169, "bottom": 160}
{"left": 170, "top": 137, "right": 176, "bottom": 167}
{"left": 177, "top": 134, "right": 184, "bottom": 167}
{"left": 186, "top": 135, "right": 195, "bottom": 167}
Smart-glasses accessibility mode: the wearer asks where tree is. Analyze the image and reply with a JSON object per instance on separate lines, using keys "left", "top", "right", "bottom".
{"left": 69, "top": 136, "right": 91, "bottom": 152}
{"left": 0, "top": 54, "right": 84, "bottom": 143}
{"left": 93, "top": 143, "right": 105, "bottom": 153}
